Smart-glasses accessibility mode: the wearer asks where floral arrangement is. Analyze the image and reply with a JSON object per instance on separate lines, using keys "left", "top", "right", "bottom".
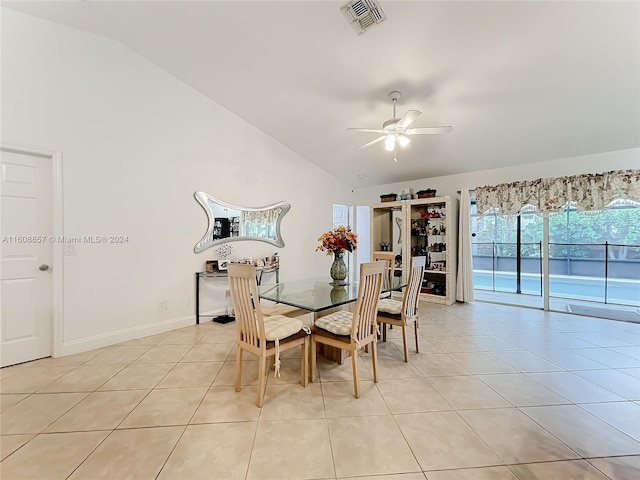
{"left": 316, "top": 225, "right": 358, "bottom": 255}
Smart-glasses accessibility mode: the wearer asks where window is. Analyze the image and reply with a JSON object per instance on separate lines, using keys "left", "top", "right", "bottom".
{"left": 471, "top": 197, "right": 640, "bottom": 311}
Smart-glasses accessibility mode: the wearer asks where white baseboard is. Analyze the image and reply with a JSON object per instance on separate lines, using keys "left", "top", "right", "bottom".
{"left": 57, "top": 314, "right": 197, "bottom": 357}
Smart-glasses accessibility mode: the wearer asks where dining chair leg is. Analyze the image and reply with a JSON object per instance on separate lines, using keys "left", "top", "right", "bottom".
{"left": 401, "top": 325, "right": 409, "bottom": 363}
{"left": 310, "top": 338, "right": 317, "bottom": 383}
{"left": 371, "top": 339, "right": 379, "bottom": 383}
{"left": 351, "top": 347, "right": 360, "bottom": 398}
{"left": 301, "top": 337, "right": 309, "bottom": 387}
{"left": 235, "top": 347, "right": 243, "bottom": 392}
{"left": 256, "top": 354, "right": 267, "bottom": 408}
{"left": 414, "top": 321, "right": 420, "bottom": 354}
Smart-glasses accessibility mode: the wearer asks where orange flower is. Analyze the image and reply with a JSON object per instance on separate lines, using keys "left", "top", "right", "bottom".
{"left": 316, "top": 225, "right": 358, "bottom": 256}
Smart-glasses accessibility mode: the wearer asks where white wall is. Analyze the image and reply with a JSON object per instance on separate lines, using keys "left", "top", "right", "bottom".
{"left": 355, "top": 148, "right": 640, "bottom": 205}
{"left": 1, "top": 9, "right": 353, "bottom": 355}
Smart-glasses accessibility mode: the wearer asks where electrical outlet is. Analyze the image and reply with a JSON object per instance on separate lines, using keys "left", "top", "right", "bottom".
{"left": 225, "top": 290, "right": 231, "bottom": 298}
{"left": 158, "top": 300, "right": 167, "bottom": 311}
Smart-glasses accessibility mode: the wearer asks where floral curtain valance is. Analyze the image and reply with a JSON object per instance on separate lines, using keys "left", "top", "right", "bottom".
{"left": 475, "top": 169, "right": 640, "bottom": 215}
{"left": 241, "top": 207, "right": 281, "bottom": 224}
{"left": 241, "top": 207, "right": 281, "bottom": 240}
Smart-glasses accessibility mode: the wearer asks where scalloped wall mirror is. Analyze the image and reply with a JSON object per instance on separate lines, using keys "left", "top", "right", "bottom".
{"left": 193, "top": 191, "right": 290, "bottom": 253}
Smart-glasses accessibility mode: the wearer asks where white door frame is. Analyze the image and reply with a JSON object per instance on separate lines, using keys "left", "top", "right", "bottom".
{"left": 1, "top": 144, "right": 64, "bottom": 358}
{"left": 332, "top": 202, "right": 356, "bottom": 278}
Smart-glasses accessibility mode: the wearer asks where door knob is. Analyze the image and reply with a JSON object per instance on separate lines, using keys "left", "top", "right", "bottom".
{"left": 39, "top": 264, "right": 50, "bottom": 271}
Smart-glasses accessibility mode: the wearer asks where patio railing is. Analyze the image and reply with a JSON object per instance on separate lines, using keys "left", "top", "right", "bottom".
{"left": 472, "top": 242, "right": 640, "bottom": 306}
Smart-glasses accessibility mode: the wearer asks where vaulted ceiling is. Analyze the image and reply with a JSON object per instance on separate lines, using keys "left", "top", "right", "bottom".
{"left": 4, "top": 1, "right": 639, "bottom": 187}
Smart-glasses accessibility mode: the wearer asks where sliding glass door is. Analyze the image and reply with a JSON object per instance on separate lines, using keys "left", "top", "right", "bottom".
{"left": 470, "top": 205, "right": 543, "bottom": 308}
{"left": 471, "top": 198, "right": 640, "bottom": 314}
{"left": 548, "top": 202, "right": 640, "bottom": 311}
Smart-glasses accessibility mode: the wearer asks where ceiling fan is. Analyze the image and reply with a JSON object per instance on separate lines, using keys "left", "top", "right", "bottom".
{"left": 347, "top": 91, "right": 453, "bottom": 160}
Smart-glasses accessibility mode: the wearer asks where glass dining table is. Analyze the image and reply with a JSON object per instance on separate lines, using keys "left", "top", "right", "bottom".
{"left": 258, "top": 275, "right": 406, "bottom": 319}
{"left": 259, "top": 275, "right": 406, "bottom": 363}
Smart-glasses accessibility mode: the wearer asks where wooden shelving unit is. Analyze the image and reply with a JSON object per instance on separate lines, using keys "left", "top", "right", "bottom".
{"left": 370, "top": 195, "right": 458, "bottom": 305}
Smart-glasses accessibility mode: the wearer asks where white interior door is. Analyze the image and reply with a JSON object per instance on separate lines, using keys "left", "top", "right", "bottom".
{"left": 1, "top": 149, "right": 53, "bottom": 367}
{"left": 333, "top": 203, "right": 356, "bottom": 276}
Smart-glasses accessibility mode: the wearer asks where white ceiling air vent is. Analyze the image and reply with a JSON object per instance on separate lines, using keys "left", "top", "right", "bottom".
{"left": 341, "top": 0, "right": 386, "bottom": 35}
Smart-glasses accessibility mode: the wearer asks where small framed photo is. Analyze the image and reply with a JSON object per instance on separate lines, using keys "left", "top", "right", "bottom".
{"left": 218, "top": 260, "right": 228, "bottom": 271}
{"left": 205, "top": 260, "right": 219, "bottom": 273}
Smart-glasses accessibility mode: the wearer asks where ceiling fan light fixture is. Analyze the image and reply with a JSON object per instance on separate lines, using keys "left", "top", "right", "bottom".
{"left": 397, "top": 135, "right": 410, "bottom": 148}
{"left": 384, "top": 135, "right": 395, "bottom": 151}
{"left": 347, "top": 90, "right": 453, "bottom": 157}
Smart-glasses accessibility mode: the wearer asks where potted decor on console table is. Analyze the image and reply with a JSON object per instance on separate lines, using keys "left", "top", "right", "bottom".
{"left": 316, "top": 225, "right": 358, "bottom": 286}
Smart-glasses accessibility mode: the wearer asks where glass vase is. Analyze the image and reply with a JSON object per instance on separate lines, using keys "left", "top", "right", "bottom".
{"left": 330, "top": 249, "right": 348, "bottom": 286}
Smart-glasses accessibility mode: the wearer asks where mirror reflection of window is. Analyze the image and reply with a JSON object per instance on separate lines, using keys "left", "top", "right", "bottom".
{"left": 241, "top": 208, "right": 281, "bottom": 241}
{"left": 194, "top": 192, "right": 291, "bottom": 252}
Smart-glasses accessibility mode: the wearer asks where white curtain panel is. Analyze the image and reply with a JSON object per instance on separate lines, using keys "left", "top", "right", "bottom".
{"left": 456, "top": 188, "right": 475, "bottom": 303}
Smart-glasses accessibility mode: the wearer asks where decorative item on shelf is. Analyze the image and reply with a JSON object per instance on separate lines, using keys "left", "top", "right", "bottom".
{"left": 380, "top": 193, "right": 397, "bottom": 203}
{"left": 399, "top": 188, "right": 413, "bottom": 200}
{"left": 420, "top": 208, "right": 442, "bottom": 219}
{"left": 416, "top": 189, "right": 437, "bottom": 198}
{"left": 379, "top": 242, "right": 390, "bottom": 251}
{"left": 428, "top": 243, "right": 446, "bottom": 253}
{"left": 205, "top": 260, "right": 219, "bottom": 272}
{"left": 429, "top": 260, "right": 446, "bottom": 271}
{"left": 316, "top": 225, "right": 358, "bottom": 286}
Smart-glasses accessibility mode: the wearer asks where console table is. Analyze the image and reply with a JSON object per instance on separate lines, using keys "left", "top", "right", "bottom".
{"left": 195, "top": 265, "right": 279, "bottom": 324}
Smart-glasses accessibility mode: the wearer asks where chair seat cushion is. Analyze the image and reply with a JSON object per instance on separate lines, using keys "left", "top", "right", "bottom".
{"left": 314, "top": 310, "right": 353, "bottom": 336}
{"left": 263, "top": 315, "right": 303, "bottom": 341}
{"left": 378, "top": 298, "right": 403, "bottom": 315}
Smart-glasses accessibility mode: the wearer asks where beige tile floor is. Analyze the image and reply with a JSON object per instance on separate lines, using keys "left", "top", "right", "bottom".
{"left": 1, "top": 302, "right": 640, "bottom": 479}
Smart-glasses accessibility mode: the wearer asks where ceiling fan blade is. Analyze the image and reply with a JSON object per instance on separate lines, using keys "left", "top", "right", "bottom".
{"left": 405, "top": 126, "right": 454, "bottom": 135}
{"left": 396, "top": 110, "right": 422, "bottom": 129}
{"left": 346, "top": 128, "right": 386, "bottom": 133}
{"left": 357, "top": 135, "right": 387, "bottom": 150}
